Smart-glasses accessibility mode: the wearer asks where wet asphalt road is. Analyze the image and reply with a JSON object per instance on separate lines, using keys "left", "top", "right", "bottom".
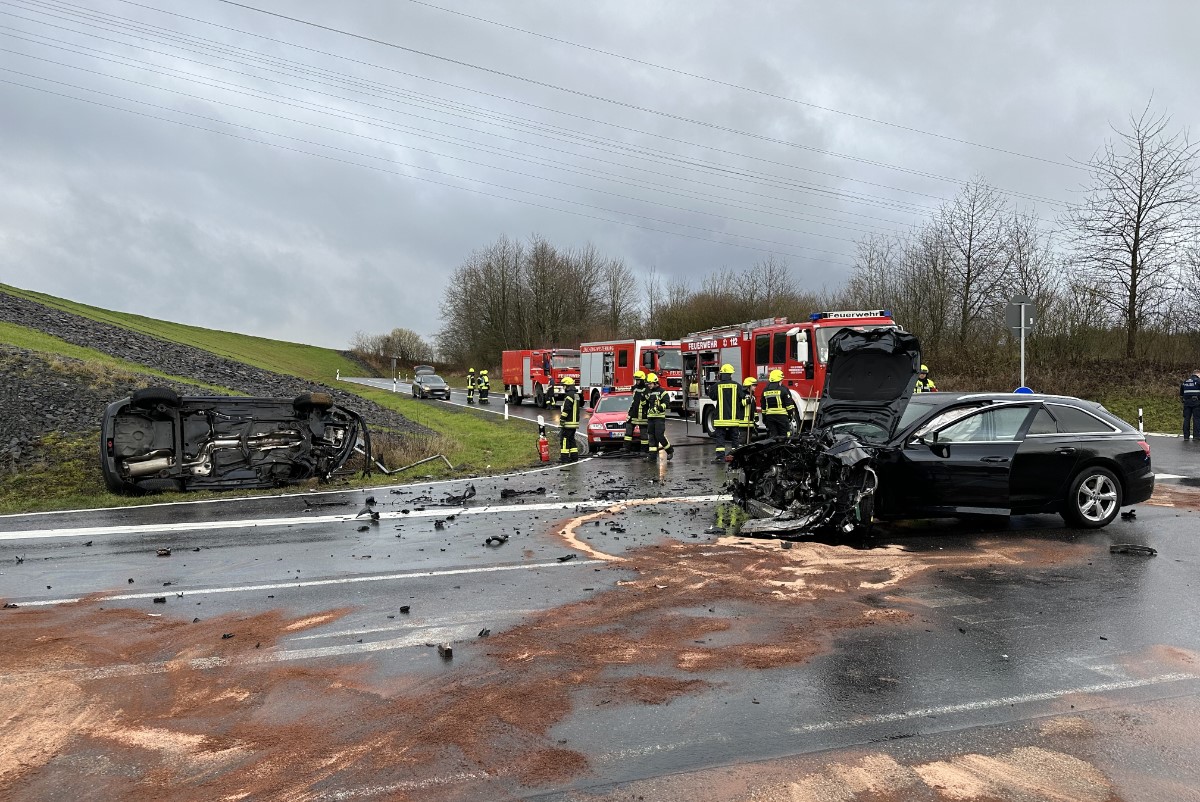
{"left": 2, "top": 412, "right": 1200, "bottom": 799}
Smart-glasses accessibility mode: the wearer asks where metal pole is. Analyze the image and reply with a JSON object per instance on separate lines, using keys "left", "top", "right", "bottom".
{"left": 1019, "top": 302, "right": 1026, "bottom": 388}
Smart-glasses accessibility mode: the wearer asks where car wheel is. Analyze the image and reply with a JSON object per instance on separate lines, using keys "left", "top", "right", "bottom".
{"left": 1062, "top": 466, "right": 1123, "bottom": 528}
{"left": 130, "top": 387, "right": 181, "bottom": 409}
{"left": 535, "top": 387, "right": 546, "bottom": 408}
{"left": 294, "top": 392, "right": 334, "bottom": 413}
{"left": 701, "top": 407, "right": 715, "bottom": 435}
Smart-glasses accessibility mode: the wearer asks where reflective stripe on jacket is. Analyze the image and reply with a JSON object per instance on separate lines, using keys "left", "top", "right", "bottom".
{"left": 629, "top": 385, "right": 648, "bottom": 423}
{"left": 711, "top": 380, "right": 742, "bottom": 426}
{"left": 761, "top": 383, "right": 795, "bottom": 416}
{"left": 560, "top": 391, "right": 580, "bottom": 426}
{"left": 478, "top": 376, "right": 490, "bottom": 390}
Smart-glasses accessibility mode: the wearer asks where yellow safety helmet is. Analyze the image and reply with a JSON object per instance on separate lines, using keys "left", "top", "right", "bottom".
{"left": 480, "top": 369, "right": 488, "bottom": 375}
{"left": 743, "top": 377, "right": 757, "bottom": 386}
{"left": 562, "top": 377, "right": 575, "bottom": 385}
{"left": 646, "top": 372, "right": 659, "bottom": 384}
{"left": 768, "top": 368, "right": 783, "bottom": 382}
{"left": 633, "top": 370, "right": 646, "bottom": 380}
{"left": 919, "top": 364, "right": 929, "bottom": 373}
{"left": 468, "top": 367, "right": 475, "bottom": 373}
{"left": 720, "top": 363, "right": 734, "bottom": 374}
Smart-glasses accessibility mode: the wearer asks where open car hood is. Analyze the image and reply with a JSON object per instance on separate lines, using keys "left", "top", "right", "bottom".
{"left": 813, "top": 328, "right": 921, "bottom": 440}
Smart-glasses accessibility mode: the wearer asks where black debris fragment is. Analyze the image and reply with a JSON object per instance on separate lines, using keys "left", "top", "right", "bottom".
{"left": 357, "top": 525, "right": 370, "bottom": 532}
{"left": 355, "top": 506, "right": 380, "bottom": 520}
{"left": 192, "top": 617, "right": 199, "bottom": 623}
{"left": 128, "top": 578, "right": 135, "bottom": 584}
{"left": 1120, "top": 509, "right": 1137, "bottom": 520}
{"left": 84, "top": 541, "right": 93, "bottom": 547}
{"left": 156, "top": 548, "right": 171, "bottom": 557}
{"left": 443, "top": 484, "right": 477, "bottom": 505}
{"left": 14, "top": 555, "right": 23, "bottom": 564}
{"left": 1110, "top": 544, "right": 1156, "bottom": 556}
{"left": 152, "top": 597, "right": 166, "bottom": 604}
{"left": 437, "top": 643, "right": 453, "bottom": 660}
{"left": 434, "top": 520, "right": 446, "bottom": 531}
{"left": 2, "top": 603, "right": 18, "bottom": 609}
{"left": 557, "top": 554, "right": 577, "bottom": 562}
{"left": 221, "top": 633, "right": 235, "bottom": 640}
{"left": 500, "top": 486, "right": 547, "bottom": 499}
{"left": 478, "top": 628, "right": 491, "bottom": 638}
{"left": 399, "top": 605, "right": 410, "bottom": 614}
{"left": 484, "top": 535, "right": 509, "bottom": 547}
{"left": 192, "top": 547, "right": 201, "bottom": 552}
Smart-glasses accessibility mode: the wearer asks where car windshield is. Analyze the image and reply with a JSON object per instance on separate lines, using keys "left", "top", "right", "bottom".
{"left": 423, "top": 376, "right": 446, "bottom": 386}
{"left": 814, "top": 325, "right": 898, "bottom": 363}
{"left": 552, "top": 355, "right": 580, "bottom": 369}
{"left": 594, "top": 395, "right": 633, "bottom": 414}
{"left": 656, "top": 349, "right": 682, "bottom": 371}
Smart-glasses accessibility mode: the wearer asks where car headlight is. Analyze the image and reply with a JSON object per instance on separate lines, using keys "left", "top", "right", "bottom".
{"left": 588, "top": 424, "right": 605, "bottom": 431}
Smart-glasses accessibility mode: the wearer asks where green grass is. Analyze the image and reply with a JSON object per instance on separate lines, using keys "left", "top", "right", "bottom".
{"left": 2, "top": 283, "right": 369, "bottom": 383}
{"left": 0, "top": 321, "right": 235, "bottom": 394}
{"left": 1100, "top": 393, "right": 1181, "bottom": 435}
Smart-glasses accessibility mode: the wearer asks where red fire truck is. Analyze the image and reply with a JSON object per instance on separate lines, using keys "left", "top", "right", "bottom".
{"left": 501, "top": 348, "right": 581, "bottom": 408}
{"left": 578, "top": 339, "right": 684, "bottom": 412}
{"left": 681, "top": 310, "right": 900, "bottom": 432}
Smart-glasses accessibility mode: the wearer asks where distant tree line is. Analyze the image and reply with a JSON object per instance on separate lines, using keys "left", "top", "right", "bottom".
{"left": 349, "top": 327, "right": 435, "bottom": 374}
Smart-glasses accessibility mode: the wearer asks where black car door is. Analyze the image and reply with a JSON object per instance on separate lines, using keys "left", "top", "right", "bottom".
{"left": 900, "top": 405, "right": 1034, "bottom": 514}
{"left": 1009, "top": 406, "right": 1084, "bottom": 512}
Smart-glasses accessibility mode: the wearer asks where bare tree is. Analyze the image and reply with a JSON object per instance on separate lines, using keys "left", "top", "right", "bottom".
{"left": 599, "top": 257, "right": 640, "bottom": 338}
{"left": 938, "top": 178, "right": 1012, "bottom": 350}
{"left": 1063, "top": 103, "right": 1200, "bottom": 358}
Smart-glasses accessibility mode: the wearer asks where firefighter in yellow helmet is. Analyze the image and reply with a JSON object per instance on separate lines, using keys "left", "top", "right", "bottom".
{"left": 625, "top": 370, "right": 648, "bottom": 452}
{"left": 915, "top": 364, "right": 937, "bottom": 393}
{"left": 558, "top": 376, "right": 580, "bottom": 463}
{"left": 760, "top": 368, "right": 798, "bottom": 438}
{"left": 466, "top": 367, "right": 476, "bottom": 404}
{"left": 644, "top": 373, "right": 674, "bottom": 460}
{"left": 707, "top": 363, "right": 745, "bottom": 462}
{"left": 477, "top": 369, "right": 491, "bottom": 404}
{"left": 740, "top": 376, "right": 758, "bottom": 445}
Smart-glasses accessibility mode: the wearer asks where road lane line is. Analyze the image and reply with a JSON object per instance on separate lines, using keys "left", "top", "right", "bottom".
{"left": 0, "top": 495, "right": 722, "bottom": 541}
{"left": 311, "top": 773, "right": 488, "bottom": 800}
{"left": 286, "top": 610, "right": 540, "bottom": 642}
{"left": 9, "top": 559, "right": 606, "bottom": 607}
{"left": 787, "top": 672, "right": 1200, "bottom": 735}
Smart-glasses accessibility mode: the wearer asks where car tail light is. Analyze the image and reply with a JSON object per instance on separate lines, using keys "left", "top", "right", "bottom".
{"left": 1137, "top": 440, "right": 1150, "bottom": 458}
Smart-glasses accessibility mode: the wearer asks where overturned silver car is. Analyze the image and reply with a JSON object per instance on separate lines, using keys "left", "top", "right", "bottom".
{"left": 100, "top": 387, "right": 368, "bottom": 494}
{"left": 729, "top": 328, "right": 921, "bottom": 537}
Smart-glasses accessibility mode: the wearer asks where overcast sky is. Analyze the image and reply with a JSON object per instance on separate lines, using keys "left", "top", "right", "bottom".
{"left": 1, "top": 0, "right": 1197, "bottom": 349}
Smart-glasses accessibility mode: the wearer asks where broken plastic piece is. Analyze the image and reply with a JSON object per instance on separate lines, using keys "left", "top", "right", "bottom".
{"left": 478, "top": 628, "right": 491, "bottom": 637}
{"left": 1109, "top": 544, "right": 1156, "bottom": 556}
{"left": 437, "top": 643, "right": 453, "bottom": 660}
{"left": 152, "top": 597, "right": 166, "bottom": 604}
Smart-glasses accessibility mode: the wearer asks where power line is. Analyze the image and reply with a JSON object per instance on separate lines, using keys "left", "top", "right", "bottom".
{"left": 3, "top": 0, "right": 939, "bottom": 216}
{"left": 405, "top": 0, "right": 1086, "bottom": 173}
{"left": 105, "top": 0, "right": 1069, "bottom": 206}
{"left": 0, "top": 68, "right": 860, "bottom": 264}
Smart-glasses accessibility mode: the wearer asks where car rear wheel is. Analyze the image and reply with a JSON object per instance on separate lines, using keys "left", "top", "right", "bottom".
{"left": 294, "top": 392, "right": 334, "bottom": 413}
{"left": 130, "top": 387, "right": 181, "bottom": 409}
{"left": 1062, "top": 466, "right": 1123, "bottom": 528}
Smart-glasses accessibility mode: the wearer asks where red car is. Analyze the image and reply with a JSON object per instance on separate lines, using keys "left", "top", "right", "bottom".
{"left": 584, "top": 392, "right": 636, "bottom": 451}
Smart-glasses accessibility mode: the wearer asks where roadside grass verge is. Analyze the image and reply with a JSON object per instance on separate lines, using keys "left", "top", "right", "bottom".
{"left": 0, "top": 322, "right": 236, "bottom": 394}
{"left": 2, "top": 284, "right": 369, "bottom": 383}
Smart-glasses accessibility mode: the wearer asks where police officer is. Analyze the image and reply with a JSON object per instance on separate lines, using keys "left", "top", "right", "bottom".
{"left": 645, "top": 372, "right": 674, "bottom": 460}
{"left": 1182, "top": 368, "right": 1200, "bottom": 441}
{"left": 466, "top": 367, "right": 476, "bottom": 404}
{"left": 761, "top": 368, "right": 798, "bottom": 439}
{"left": 559, "top": 376, "right": 581, "bottom": 462}
{"left": 477, "top": 369, "right": 490, "bottom": 404}
{"left": 625, "top": 370, "right": 648, "bottom": 452}
{"left": 707, "top": 363, "right": 745, "bottom": 462}
{"left": 915, "top": 364, "right": 937, "bottom": 393}
{"left": 741, "top": 376, "right": 758, "bottom": 445}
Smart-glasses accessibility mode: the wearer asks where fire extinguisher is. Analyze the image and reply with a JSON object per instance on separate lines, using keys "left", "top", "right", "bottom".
{"left": 537, "top": 421, "right": 550, "bottom": 463}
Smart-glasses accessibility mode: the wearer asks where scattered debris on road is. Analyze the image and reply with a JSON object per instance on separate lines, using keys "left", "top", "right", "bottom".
{"left": 1109, "top": 544, "right": 1157, "bottom": 556}
{"left": 484, "top": 534, "right": 509, "bottom": 547}
{"left": 443, "top": 484, "right": 477, "bottom": 505}
{"left": 437, "top": 642, "right": 454, "bottom": 660}
{"left": 1120, "top": 509, "right": 1137, "bottom": 520}
{"left": 152, "top": 597, "right": 166, "bottom": 604}
{"left": 155, "top": 548, "right": 171, "bottom": 557}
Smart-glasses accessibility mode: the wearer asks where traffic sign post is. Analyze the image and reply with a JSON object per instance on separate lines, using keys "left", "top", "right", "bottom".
{"left": 1005, "top": 295, "right": 1037, "bottom": 390}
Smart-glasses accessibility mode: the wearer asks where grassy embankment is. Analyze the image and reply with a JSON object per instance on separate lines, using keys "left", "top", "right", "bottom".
{"left": 0, "top": 287, "right": 539, "bottom": 513}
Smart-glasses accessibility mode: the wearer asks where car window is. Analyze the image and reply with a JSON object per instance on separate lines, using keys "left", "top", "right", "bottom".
{"left": 755, "top": 334, "right": 770, "bottom": 366}
{"left": 595, "top": 396, "right": 632, "bottom": 414}
{"left": 911, "top": 402, "right": 990, "bottom": 436}
{"left": 1028, "top": 408, "right": 1057, "bottom": 435}
{"left": 424, "top": 376, "right": 446, "bottom": 386}
{"left": 772, "top": 333, "right": 787, "bottom": 364}
{"left": 936, "top": 406, "right": 1031, "bottom": 443}
{"left": 1048, "top": 403, "right": 1116, "bottom": 434}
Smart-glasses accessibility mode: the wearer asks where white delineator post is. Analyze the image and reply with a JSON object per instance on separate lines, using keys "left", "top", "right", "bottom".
{"left": 504, "top": 402, "right": 509, "bottom": 421}
{"left": 1138, "top": 407, "right": 1144, "bottom": 433}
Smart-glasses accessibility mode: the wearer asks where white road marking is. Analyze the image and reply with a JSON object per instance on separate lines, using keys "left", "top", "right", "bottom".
{"left": 311, "top": 773, "right": 488, "bottom": 801}
{"left": 10, "top": 559, "right": 606, "bottom": 607}
{"left": 0, "top": 495, "right": 721, "bottom": 542}
{"left": 788, "top": 673, "right": 1200, "bottom": 734}
{"left": 1156, "top": 473, "right": 1186, "bottom": 480}
{"left": 0, "top": 460, "right": 582, "bottom": 520}
{"left": 286, "top": 610, "right": 539, "bottom": 642}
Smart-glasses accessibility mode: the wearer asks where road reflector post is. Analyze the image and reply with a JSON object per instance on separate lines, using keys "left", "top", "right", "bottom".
{"left": 1138, "top": 407, "right": 1144, "bottom": 433}
{"left": 504, "top": 402, "right": 509, "bottom": 421}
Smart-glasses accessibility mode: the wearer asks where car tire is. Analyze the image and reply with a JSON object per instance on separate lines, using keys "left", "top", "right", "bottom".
{"left": 294, "top": 392, "right": 334, "bottom": 413}
{"left": 535, "top": 387, "right": 546, "bottom": 408}
{"left": 509, "top": 386, "right": 522, "bottom": 405}
{"left": 701, "top": 407, "right": 715, "bottom": 435}
{"left": 130, "top": 387, "right": 181, "bottom": 409}
{"left": 1062, "top": 466, "right": 1123, "bottom": 528}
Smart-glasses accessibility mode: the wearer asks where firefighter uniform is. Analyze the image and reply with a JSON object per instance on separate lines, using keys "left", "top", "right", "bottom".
{"left": 761, "top": 369, "right": 797, "bottom": 439}
{"left": 645, "top": 373, "right": 673, "bottom": 460}
{"left": 466, "top": 368, "right": 476, "bottom": 404}
{"left": 914, "top": 364, "right": 937, "bottom": 393}
{"left": 559, "top": 378, "right": 580, "bottom": 462}
{"left": 477, "top": 370, "right": 490, "bottom": 404}
{"left": 740, "top": 377, "right": 758, "bottom": 445}
{"left": 625, "top": 370, "right": 647, "bottom": 452}
{"left": 1182, "top": 370, "right": 1200, "bottom": 441}
{"left": 707, "top": 364, "right": 745, "bottom": 461}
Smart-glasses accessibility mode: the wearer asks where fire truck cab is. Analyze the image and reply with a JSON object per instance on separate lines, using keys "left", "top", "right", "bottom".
{"left": 579, "top": 339, "right": 684, "bottom": 412}
{"left": 681, "top": 311, "right": 899, "bottom": 433}
{"left": 501, "top": 348, "right": 581, "bottom": 408}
